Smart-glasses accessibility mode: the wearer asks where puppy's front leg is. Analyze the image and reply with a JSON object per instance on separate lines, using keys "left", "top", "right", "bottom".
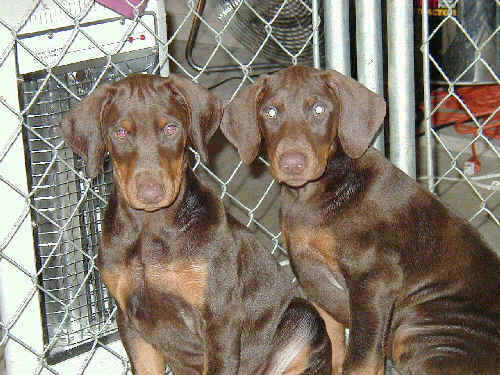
{"left": 342, "top": 271, "right": 399, "bottom": 375}
{"left": 282, "top": 227, "right": 348, "bottom": 375}
{"left": 117, "top": 310, "right": 166, "bottom": 375}
{"left": 313, "top": 304, "right": 345, "bottom": 375}
{"left": 203, "top": 313, "right": 241, "bottom": 375}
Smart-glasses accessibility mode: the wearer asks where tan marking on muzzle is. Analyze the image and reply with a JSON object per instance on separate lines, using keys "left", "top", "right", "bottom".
{"left": 271, "top": 137, "right": 328, "bottom": 185}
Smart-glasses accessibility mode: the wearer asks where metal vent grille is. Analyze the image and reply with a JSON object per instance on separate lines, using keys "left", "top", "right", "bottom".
{"left": 19, "top": 52, "right": 157, "bottom": 363}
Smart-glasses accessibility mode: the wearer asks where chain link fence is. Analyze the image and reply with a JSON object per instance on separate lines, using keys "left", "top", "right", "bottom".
{"left": 0, "top": 0, "right": 498, "bottom": 374}
{"left": 417, "top": 0, "right": 500, "bottom": 248}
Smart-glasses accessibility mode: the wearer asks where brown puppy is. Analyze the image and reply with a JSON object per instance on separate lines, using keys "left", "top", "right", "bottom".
{"left": 221, "top": 66, "right": 500, "bottom": 375}
{"left": 59, "top": 74, "right": 333, "bottom": 375}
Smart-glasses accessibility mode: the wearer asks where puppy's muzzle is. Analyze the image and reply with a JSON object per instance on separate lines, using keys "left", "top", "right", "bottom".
{"left": 135, "top": 172, "right": 166, "bottom": 205}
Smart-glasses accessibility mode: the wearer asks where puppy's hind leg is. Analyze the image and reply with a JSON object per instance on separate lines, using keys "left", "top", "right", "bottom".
{"left": 258, "top": 298, "right": 332, "bottom": 375}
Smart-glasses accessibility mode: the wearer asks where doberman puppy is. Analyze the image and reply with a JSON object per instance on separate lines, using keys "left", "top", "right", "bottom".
{"left": 221, "top": 66, "right": 500, "bottom": 375}
{"left": 59, "top": 74, "right": 333, "bottom": 375}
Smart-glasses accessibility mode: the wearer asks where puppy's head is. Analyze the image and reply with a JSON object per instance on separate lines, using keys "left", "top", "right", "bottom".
{"left": 221, "top": 66, "right": 386, "bottom": 187}
{"left": 60, "top": 74, "right": 222, "bottom": 211}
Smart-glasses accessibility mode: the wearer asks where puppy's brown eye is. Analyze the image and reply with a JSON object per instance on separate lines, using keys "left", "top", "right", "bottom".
{"left": 115, "top": 127, "right": 128, "bottom": 139}
{"left": 264, "top": 105, "right": 278, "bottom": 119}
{"left": 312, "top": 102, "right": 326, "bottom": 115}
{"left": 165, "top": 124, "right": 177, "bottom": 136}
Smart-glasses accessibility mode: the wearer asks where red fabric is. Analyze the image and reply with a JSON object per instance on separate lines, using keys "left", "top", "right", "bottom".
{"left": 423, "top": 85, "right": 500, "bottom": 140}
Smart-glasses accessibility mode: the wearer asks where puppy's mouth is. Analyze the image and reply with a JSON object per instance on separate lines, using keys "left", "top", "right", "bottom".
{"left": 133, "top": 201, "right": 170, "bottom": 212}
{"left": 276, "top": 172, "right": 325, "bottom": 188}
{"left": 278, "top": 177, "right": 309, "bottom": 188}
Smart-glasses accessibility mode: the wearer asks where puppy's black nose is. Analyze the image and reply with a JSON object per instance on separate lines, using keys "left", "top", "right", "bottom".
{"left": 278, "top": 151, "right": 307, "bottom": 175}
{"left": 136, "top": 174, "right": 166, "bottom": 204}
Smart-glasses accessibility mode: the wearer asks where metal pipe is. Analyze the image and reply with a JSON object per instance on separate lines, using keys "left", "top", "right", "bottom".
{"left": 355, "top": 0, "right": 385, "bottom": 153}
{"left": 387, "top": 0, "right": 416, "bottom": 178}
{"left": 312, "top": 0, "right": 321, "bottom": 69}
{"left": 155, "top": 0, "right": 169, "bottom": 76}
{"left": 420, "top": 0, "right": 434, "bottom": 190}
{"left": 324, "top": 0, "right": 351, "bottom": 75}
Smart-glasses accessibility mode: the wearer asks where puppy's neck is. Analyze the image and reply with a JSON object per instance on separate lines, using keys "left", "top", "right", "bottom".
{"left": 173, "top": 168, "right": 221, "bottom": 232}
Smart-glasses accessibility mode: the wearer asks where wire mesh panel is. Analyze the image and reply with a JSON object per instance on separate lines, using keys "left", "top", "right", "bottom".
{"left": 20, "top": 54, "right": 157, "bottom": 364}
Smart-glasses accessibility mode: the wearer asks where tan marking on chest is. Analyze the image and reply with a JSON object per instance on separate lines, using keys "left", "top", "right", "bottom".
{"left": 147, "top": 261, "right": 208, "bottom": 308}
{"left": 355, "top": 362, "right": 385, "bottom": 375}
{"left": 131, "top": 339, "right": 166, "bottom": 375}
{"left": 289, "top": 227, "right": 338, "bottom": 267}
{"left": 313, "top": 303, "right": 345, "bottom": 374}
{"left": 391, "top": 325, "right": 412, "bottom": 363}
{"left": 287, "top": 227, "right": 345, "bottom": 291}
{"left": 282, "top": 344, "right": 311, "bottom": 375}
{"left": 100, "top": 266, "right": 133, "bottom": 312}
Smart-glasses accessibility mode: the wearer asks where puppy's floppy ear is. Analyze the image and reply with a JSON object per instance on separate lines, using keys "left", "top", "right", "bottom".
{"left": 323, "top": 69, "right": 386, "bottom": 159}
{"left": 165, "top": 75, "right": 222, "bottom": 163}
{"left": 220, "top": 76, "right": 267, "bottom": 165}
{"left": 59, "top": 83, "right": 114, "bottom": 178}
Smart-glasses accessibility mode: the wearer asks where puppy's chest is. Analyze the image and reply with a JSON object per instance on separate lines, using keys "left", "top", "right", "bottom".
{"left": 281, "top": 199, "right": 340, "bottom": 258}
{"left": 99, "top": 235, "right": 209, "bottom": 320}
{"left": 284, "top": 221, "right": 342, "bottom": 270}
{"left": 281, "top": 193, "right": 360, "bottom": 263}
{"left": 281, "top": 206, "right": 348, "bottom": 286}
{"left": 144, "top": 258, "right": 208, "bottom": 309}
